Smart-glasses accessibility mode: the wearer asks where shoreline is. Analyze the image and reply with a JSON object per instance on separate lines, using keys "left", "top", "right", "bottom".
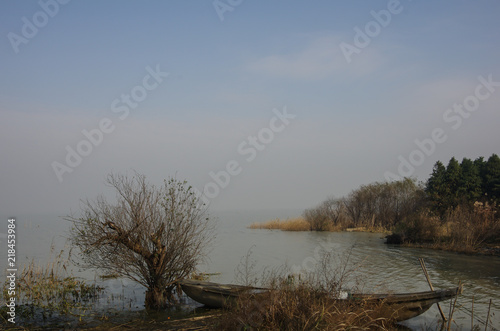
{"left": 399, "top": 242, "right": 500, "bottom": 257}
{"left": 248, "top": 218, "right": 500, "bottom": 257}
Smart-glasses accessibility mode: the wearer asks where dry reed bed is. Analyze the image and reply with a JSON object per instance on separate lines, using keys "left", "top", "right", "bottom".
{"left": 248, "top": 218, "right": 384, "bottom": 233}
{"left": 249, "top": 217, "right": 311, "bottom": 231}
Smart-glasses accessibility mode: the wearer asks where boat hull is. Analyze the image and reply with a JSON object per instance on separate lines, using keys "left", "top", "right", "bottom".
{"left": 349, "top": 287, "right": 461, "bottom": 322}
{"left": 178, "top": 279, "right": 461, "bottom": 323}
{"left": 179, "top": 279, "right": 264, "bottom": 308}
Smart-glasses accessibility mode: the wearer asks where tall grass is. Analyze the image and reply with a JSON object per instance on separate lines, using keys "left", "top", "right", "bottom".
{"left": 0, "top": 247, "right": 103, "bottom": 325}
{"left": 249, "top": 217, "right": 311, "bottom": 231}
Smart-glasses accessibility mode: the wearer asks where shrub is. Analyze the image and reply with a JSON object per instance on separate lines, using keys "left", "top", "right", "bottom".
{"left": 446, "top": 202, "right": 499, "bottom": 250}
{"left": 303, "top": 207, "right": 329, "bottom": 231}
{"left": 393, "top": 212, "right": 441, "bottom": 244}
{"left": 389, "top": 202, "right": 500, "bottom": 252}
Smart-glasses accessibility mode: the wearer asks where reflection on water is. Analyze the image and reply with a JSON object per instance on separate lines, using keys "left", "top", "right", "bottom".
{"left": 1, "top": 211, "right": 499, "bottom": 330}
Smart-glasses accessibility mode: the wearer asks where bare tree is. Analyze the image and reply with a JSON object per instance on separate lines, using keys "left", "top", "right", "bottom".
{"left": 322, "top": 197, "right": 349, "bottom": 228}
{"left": 303, "top": 206, "right": 330, "bottom": 231}
{"left": 338, "top": 179, "right": 426, "bottom": 229}
{"left": 67, "top": 172, "right": 214, "bottom": 309}
{"left": 344, "top": 190, "right": 364, "bottom": 227}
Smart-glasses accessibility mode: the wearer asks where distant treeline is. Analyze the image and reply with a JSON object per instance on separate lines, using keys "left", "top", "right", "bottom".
{"left": 303, "top": 154, "right": 500, "bottom": 252}
{"left": 303, "top": 178, "right": 424, "bottom": 231}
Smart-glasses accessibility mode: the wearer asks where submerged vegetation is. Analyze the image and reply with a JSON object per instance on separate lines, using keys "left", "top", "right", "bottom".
{"left": 0, "top": 248, "right": 103, "bottom": 328}
{"left": 252, "top": 154, "right": 500, "bottom": 254}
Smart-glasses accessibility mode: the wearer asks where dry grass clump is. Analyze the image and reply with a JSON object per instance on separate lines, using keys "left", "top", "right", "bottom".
{"left": 217, "top": 278, "right": 392, "bottom": 330}
{"left": 218, "top": 248, "right": 396, "bottom": 330}
{"left": 249, "top": 217, "right": 310, "bottom": 231}
{"left": 216, "top": 277, "right": 395, "bottom": 330}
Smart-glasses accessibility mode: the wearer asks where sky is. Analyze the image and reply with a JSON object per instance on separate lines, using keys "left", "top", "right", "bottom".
{"left": 1, "top": 0, "right": 500, "bottom": 215}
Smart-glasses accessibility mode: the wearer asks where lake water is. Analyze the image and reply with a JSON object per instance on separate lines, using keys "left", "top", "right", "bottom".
{"left": 1, "top": 210, "right": 499, "bottom": 330}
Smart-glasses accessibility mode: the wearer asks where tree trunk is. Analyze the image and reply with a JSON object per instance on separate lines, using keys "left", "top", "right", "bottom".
{"left": 145, "top": 285, "right": 168, "bottom": 310}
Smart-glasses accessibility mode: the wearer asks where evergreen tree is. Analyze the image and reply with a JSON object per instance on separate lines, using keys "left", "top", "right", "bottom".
{"left": 474, "top": 156, "right": 487, "bottom": 199}
{"left": 426, "top": 161, "right": 447, "bottom": 215}
{"left": 458, "top": 157, "right": 482, "bottom": 204}
{"left": 444, "top": 157, "right": 461, "bottom": 208}
{"left": 485, "top": 154, "right": 500, "bottom": 203}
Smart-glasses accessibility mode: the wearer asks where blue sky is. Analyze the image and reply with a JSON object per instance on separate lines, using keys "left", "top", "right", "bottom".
{"left": 1, "top": 0, "right": 500, "bottom": 215}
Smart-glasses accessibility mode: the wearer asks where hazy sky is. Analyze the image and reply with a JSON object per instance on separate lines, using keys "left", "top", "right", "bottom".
{"left": 1, "top": 0, "right": 500, "bottom": 215}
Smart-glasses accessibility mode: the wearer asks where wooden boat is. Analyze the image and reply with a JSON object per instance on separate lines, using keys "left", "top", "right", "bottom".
{"left": 348, "top": 287, "right": 462, "bottom": 322}
{"left": 178, "top": 279, "right": 267, "bottom": 308}
{"left": 179, "top": 279, "right": 462, "bottom": 322}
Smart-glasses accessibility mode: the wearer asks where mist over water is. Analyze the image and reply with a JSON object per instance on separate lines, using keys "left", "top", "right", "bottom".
{"left": 1, "top": 210, "right": 499, "bottom": 329}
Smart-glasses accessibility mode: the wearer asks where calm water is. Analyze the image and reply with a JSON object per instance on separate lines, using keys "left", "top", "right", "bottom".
{"left": 1, "top": 210, "right": 499, "bottom": 330}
